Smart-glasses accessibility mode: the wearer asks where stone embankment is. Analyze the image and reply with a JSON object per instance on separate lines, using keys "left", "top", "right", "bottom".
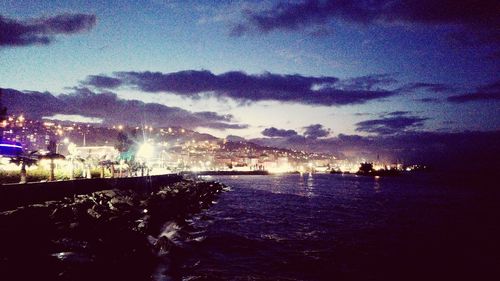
{"left": 0, "top": 178, "right": 226, "bottom": 281}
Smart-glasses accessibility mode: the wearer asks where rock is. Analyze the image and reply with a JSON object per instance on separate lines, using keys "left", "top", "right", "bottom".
{"left": 154, "top": 236, "right": 173, "bottom": 255}
{"left": 0, "top": 178, "right": 227, "bottom": 280}
{"left": 100, "top": 190, "right": 117, "bottom": 199}
{"left": 69, "top": 222, "right": 79, "bottom": 229}
{"left": 86, "top": 208, "right": 101, "bottom": 219}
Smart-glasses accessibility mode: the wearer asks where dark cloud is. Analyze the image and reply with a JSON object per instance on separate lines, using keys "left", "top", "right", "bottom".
{"left": 335, "top": 74, "right": 397, "bottom": 91}
{"left": 447, "top": 28, "right": 500, "bottom": 47}
{"left": 205, "top": 122, "right": 249, "bottom": 130}
{"left": 416, "top": 97, "right": 441, "bottom": 103}
{"left": 447, "top": 80, "right": 500, "bottom": 103}
{"left": 447, "top": 92, "right": 500, "bottom": 103}
{"left": 0, "top": 89, "right": 64, "bottom": 118}
{"left": 385, "top": 111, "right": 412, "bottom": 117}
{"left": 83, "top": 75, "right": 122, "bottom": 89}
{"left": 303, "top": 124, "right": 330, "bottom": 139}
{"left": 1, "top": 87, "right": 246, "bottom": 130}
{"left": 262, "top": 127, "right": 298, "bottom": 137}
{"left": 354, "top": 112, "right": 373, "bottom": 116}
{"left": 0, "top": 13, "right": 96, "bottom": 47}
{"left": 260, "top": 124, "right": 330, "bottom": 140}
{"left": 397, "top": 82, "right": 456, "bottom": 94}
{"left": 194, "top": 111, "right": 233, "bottom": 122}
{"left": 233, "top": 0, "right": 499, "bottom": 35}
{"left": 478, "top": 80, "right": 500, "bottom": 93}
{"left": 355, "top": 115, "right": 428, "bottom": 135}
{"left": 83, "top": 70, "right": 396, "bottom": 106}
{"left": 226, "top": 135, "right": 247, "bottom": 142}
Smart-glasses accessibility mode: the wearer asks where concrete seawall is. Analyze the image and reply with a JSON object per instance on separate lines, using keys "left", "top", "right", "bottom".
{"left": 0, "top": 174, "right": 183, "bottom": 211}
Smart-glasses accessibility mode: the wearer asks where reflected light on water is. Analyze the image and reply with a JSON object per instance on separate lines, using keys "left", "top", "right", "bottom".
{"left": 306, "top": 173, "right": 315, "bottom": 197}
{"left": 374, "top": 176, "right": 381, "bottom": 193}
{"left": 307, "top": 173, "right": 314, "bottom": 188}
{"left": 298, "top": 173, "right": 305, "bottom": 187}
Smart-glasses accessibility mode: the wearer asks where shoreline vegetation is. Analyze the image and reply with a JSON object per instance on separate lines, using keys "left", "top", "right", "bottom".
{"left": 0, "top": 168, "right": 110, "bottom": 185}
{"left": 0, "top": 177, "right": 227, "bottom": 280}
{"left": 0, "top": 164, "right": 427, "bottom": 186}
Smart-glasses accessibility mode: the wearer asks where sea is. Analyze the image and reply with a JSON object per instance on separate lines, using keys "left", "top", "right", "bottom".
{"left": 161, "top": 173, "right": 500, "bottom": 281}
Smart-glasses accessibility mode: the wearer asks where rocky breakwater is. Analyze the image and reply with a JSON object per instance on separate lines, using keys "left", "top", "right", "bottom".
{"left": 0, "top": 179, "right": 227, "bottom": 281}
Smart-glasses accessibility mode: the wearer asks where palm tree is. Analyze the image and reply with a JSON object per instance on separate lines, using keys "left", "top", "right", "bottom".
{"left": 65, "top": 154, "right": 85, "bottom": 180}
{"left": 98, "top": 159, "right": 118, "bottom": 178}
{"left": 43, "top": 139, "right": 66, "bottom": 181}
{"left": 10, "top": 151, "right": 38, "bottom": 183}
{"left": 40, "top": 152, "right": 65, "bottom": 181}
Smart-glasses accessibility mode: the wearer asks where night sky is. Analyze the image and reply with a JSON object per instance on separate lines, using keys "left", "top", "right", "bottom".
{"left": 1, "top": 0, "right": 499, "bottom": 167}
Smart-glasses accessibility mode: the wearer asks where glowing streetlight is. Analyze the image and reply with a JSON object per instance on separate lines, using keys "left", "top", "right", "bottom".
{"left": 136, "top": 142, "right": 154, "bottom": 161}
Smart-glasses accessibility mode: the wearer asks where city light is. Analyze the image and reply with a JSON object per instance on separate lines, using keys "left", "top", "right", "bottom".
{"left": 0, "top": 114, "right": 425, "bottom": 179}
{"left": 268, "top": 165, "right": 293, "bottom": 174}
{"left": 136, "top": 142, "right": 154, "bottom": 161}
{"left": 0, "top": 143, "right": 23, "bottom": 149}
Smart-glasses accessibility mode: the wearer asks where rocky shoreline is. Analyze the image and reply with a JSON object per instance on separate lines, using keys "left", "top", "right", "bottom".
{"left": 0, "top": 178, "right": 227, "bottom": 281}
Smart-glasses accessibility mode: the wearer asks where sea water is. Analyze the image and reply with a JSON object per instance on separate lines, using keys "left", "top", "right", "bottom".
{"left": 167, "top": 173, "right": 500, "bottom": 280}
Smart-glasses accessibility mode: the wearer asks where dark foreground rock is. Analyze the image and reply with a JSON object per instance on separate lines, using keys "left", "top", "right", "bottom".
{"left": 0, "top": 179, "right": 226, "bottom": 281}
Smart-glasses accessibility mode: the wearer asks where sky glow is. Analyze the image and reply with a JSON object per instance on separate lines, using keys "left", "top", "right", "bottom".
{"left": 1, "top": 1, "right": 498, "bottom": 160}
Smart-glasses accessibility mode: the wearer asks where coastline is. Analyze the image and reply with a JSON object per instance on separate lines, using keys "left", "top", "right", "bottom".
{"left": 0, "top": 174, "right": 183, "bottom": 211}
{"left": 0, "top": 177, "right": 227, "bottom": 280}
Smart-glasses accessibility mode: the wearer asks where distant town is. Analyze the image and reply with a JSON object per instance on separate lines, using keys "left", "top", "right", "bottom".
{"left": 0, "top": 114, "right": 427, "bottom": 183}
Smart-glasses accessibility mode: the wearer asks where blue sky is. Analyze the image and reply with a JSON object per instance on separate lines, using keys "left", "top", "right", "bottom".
{"left": 1, "top": 0, "right": 499, "bottom": 140}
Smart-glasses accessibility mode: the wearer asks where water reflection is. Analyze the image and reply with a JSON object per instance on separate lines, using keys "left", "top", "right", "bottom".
{"left": 295, "top": 173, "right": 315, "bottom": 197}
{"left": 183, "top": 174, "right": 497, "bottom": 281}
{"left": 373, "top": 177, "right": 381, "bottom": 193}
{"left": 231, "top": 174, "right": 319, "bottom": 197}
{"left": 307, "top": 173, "right": 314, "bottom": 188}
{"left": 305, "top": 173, "right": 315, "bottom": 197}
{"left": 298, "top": 173, "right": 305, "bottom": 187}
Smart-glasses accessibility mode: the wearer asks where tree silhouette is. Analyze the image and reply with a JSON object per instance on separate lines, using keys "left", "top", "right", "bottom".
{"left": 115, "top": 129, "right": 139, "bottom": 177}
{"left": 358, "top": 162, "right": 374, "bottom": 174}
{"left": 10, "top": 151, "right": 38, "bottom": 183}
{"left": 43, "top": 139, "right": 65, "bottom": 181}
{"left": 115, "top": 131, "right": 133, "bottom": 153}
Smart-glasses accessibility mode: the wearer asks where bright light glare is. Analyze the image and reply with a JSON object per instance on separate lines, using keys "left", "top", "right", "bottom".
{"left": 268, "top": 164, "right": 293, "bottom": 174}
{"left": 137, "top": 143, "right": 154, "bottom": 161}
